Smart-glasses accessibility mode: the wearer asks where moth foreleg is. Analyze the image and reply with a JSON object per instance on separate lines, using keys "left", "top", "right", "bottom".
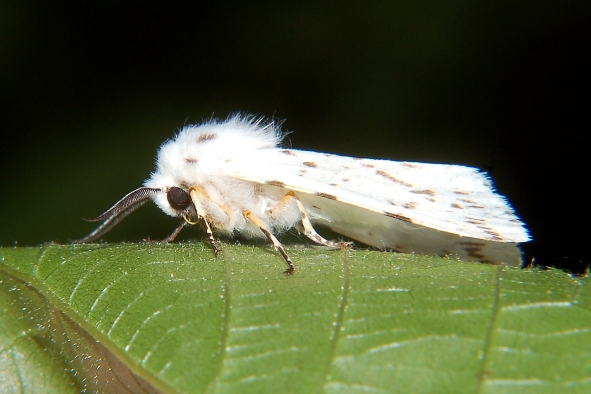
{"left": 271, "top": 191, "right": 352, "bottom": 249}
{"left": 189, "top": 188, "right": 222, "bottom": 257}
{"left": 197, "top": 214, "right": 221, "bottom": 256}
{"left": 243, "top": 210, "right": 295, "bottom": 274}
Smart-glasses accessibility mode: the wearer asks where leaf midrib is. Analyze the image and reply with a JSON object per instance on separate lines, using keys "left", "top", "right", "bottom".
{"left": 205, "top": 247, "right": 234, "bottom": 393}
{"left": 318, "top": 249, "right": 351, "bottom": 393}
{"left": 476, "top": 264, "right": 503, "bottom": 393}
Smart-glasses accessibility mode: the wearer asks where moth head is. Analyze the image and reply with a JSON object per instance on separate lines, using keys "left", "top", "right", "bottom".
{"left": 145, "top": 183, "right": 194, "bottom": 219}
{"left": 166, "top": 186, "right": 192, "bottom": 212}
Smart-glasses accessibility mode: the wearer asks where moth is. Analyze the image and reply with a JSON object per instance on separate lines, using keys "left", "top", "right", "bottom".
{"left": 76, "top": 115, "right": 530, "bottom": 273}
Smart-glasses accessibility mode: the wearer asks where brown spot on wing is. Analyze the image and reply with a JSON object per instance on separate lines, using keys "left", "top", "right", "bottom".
{"left": 362, "top": 163, "right": 375, "bottom": 168}
{"left": 303, "top": 161, "right": 318, "bottom": 168}
{"left": 460, "top": 241, "right": 486, "bottom": 259}
{"left": 483, "top": 230, "right": 503, "bottom": 241}
{"left": 384, "top": 212, "right": 413, "bottom": 223}
{"left": 403, "top": 202, "right": 417, "bottom": 210}
{"left": 455, "top": 191, "right": 469, "bottom": 195}
{"left": 400, "top": 162, "right": 420, "bottom": 168}
{"left": 465, "top": 249, "right": 485, "bottom": 259}
{"left": 196, "top": 133, "right": 218, "bottom": 143}
{"left": 376, "top": 170, "right": 413, "bottom": 187}
{"left": 460, "top": 241, "right": 485, "bottom": 246}
{"left": 411, "top": 190, "right": 436, "bottom": 196}
{"left": 185, "top": 158, "right": 197, "bottom": 164}
{"left": 316, "top": 192, "right": 338, "bottom": 200}
{"left": 281, "top": 150, "right": 296, "bottom": 156}
{"left": 266, "top": 180, "right": 286, "bottom": 188}
{"left": 451, "top": 203, "right": 463, "bottom": 209}
{"left": 330, "top": 183, "right": 338, "bottom": 187}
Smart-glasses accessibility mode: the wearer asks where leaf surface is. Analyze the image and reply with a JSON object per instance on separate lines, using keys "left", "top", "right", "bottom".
{"left": 1, "top": 244, "right": 590, "bottom": 393}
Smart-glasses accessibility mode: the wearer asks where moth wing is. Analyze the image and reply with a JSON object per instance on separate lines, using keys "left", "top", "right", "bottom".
{"left": 222, "top": 148, "right": 529, "bottom": 264}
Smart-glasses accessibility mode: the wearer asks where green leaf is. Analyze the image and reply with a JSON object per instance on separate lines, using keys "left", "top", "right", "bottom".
{"left": 1, "top": 243, "right": 590, "bottom": 393}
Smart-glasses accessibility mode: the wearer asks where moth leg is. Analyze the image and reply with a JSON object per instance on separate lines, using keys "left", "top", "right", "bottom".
{"left": 143, "top": 220, "right": 186, "bottom": 243}
{"left": 188, "top": 188, "right": 222, "bottom": 257}
{"left": 196, "top": 214, "right": 222, "bottom": 256}
{"left": 243, "top": 210, "right": 295, "bottom": 274}
{"left": 270, "top": 191, "right": 352, "bottom": 249}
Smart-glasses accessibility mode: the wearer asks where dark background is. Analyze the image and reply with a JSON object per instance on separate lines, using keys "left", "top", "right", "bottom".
{"left": 1, "top": 2, "right": 589, "bottom": 272}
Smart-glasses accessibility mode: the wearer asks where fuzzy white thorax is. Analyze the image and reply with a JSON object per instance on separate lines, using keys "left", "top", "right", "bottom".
{"left": 144, "top": 116, "right": 300, "bottom": 238}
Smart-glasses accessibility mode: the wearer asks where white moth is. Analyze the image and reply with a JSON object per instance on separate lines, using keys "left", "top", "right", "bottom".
{"left": 77, "top": 115, "right": 530, "bottom": 273}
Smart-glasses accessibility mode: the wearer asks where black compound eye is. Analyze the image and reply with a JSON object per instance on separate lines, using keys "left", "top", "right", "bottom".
{"left": 167, "top": 187, "right": 192, "bottom": 211}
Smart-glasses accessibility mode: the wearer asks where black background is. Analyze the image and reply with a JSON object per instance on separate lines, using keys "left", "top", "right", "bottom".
{"left": 1, "top": 2, "right": 589, "bottom": 273}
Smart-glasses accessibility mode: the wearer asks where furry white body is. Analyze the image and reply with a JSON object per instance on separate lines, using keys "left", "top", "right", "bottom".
{"left": 144, "top": 116, "right": 529, "bottom": 265}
